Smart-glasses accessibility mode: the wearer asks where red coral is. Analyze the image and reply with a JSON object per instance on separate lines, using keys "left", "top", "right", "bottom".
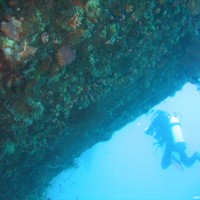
{"left": 1, "top": 17, "right": 23, "bottom": 42}
{"left": 0, "top": 48, "right": 12, "bottom": 72}
{"left": 73, "top": 0, "right": 89, "bottom": 9}
{"left": 0, "top": 47, "right": 25, "bottom": 92}
{"left": 57, "top": 45, "right": 76, "bottom": 67}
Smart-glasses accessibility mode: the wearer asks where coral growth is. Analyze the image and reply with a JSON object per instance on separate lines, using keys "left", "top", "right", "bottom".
{"left": 61, "top": 6, "right": 84, "bottom": 31}
{"left": 0, "top": 1, "right": 198, "bottom": 200}
{"left": 18, "top": 40, "right": 37, "bottom": 62}
{"left": 188, "top": 0, "right": 200, "bottom": 16}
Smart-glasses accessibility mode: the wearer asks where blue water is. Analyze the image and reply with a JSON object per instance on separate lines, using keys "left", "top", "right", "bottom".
{"left": 46, "top": 83, "right": 200, "bottom": 200}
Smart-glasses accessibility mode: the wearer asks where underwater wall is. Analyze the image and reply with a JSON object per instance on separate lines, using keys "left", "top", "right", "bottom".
{"left": 0, "top": 0, "right": 200, "bottom": 199}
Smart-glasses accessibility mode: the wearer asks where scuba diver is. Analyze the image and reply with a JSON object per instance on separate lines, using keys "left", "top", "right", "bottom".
{"left": 145, "top": 110, "right": 200, "bottom": 169}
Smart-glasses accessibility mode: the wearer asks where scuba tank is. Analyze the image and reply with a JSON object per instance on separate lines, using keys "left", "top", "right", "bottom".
{"left": 169, "top": 114, "right": 186, "bottom": 150}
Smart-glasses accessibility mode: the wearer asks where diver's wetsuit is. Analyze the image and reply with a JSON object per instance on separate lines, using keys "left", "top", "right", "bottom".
{"left": 146, "top": 110, "right": 199, "bottom": 169}
{"left": 161, "top": 142, "right": 198, "bottom": 169}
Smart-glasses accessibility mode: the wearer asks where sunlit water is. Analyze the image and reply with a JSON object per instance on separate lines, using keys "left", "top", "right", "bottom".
{"left": 46, "top": 83, "right": 200, "bottom": 200}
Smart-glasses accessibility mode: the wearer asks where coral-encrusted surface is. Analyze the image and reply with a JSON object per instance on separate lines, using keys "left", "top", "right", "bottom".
{"left": 0, "top": 0, "right": 200, "bottom": 199}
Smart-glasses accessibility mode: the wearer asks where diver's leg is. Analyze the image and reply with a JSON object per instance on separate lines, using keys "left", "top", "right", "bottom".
{"left": 179, "top": 151, "right": 199, "bottom": 167}
{"left": 161, "top": 144, "right": 172, "bottom": 169}
{"left": 195, "top": 152, "right": 200, "bottom": 161}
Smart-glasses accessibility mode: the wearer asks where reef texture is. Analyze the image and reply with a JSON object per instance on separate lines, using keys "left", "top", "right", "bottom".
{"left": 0, "top": 0, "right": 200, "bottom": 199}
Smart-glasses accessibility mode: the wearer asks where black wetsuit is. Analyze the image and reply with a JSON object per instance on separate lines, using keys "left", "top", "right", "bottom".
{"left": 146, "top": 110, "right": 198, "bottom": 169}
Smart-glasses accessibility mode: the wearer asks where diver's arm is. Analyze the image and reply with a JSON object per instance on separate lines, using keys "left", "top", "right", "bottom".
{"left": 145, "top": 123, "right": 156, "bottom": 135}
{"left": 145, "top": 114, "right": 160, "bottom": 135}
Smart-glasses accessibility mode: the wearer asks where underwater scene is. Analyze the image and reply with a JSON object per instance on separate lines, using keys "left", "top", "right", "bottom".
{"left": 1, "top": 1, "right": 200, "bottom": 199}
{"left": 46, "top": 83, "right": 200, "bottom": 200}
